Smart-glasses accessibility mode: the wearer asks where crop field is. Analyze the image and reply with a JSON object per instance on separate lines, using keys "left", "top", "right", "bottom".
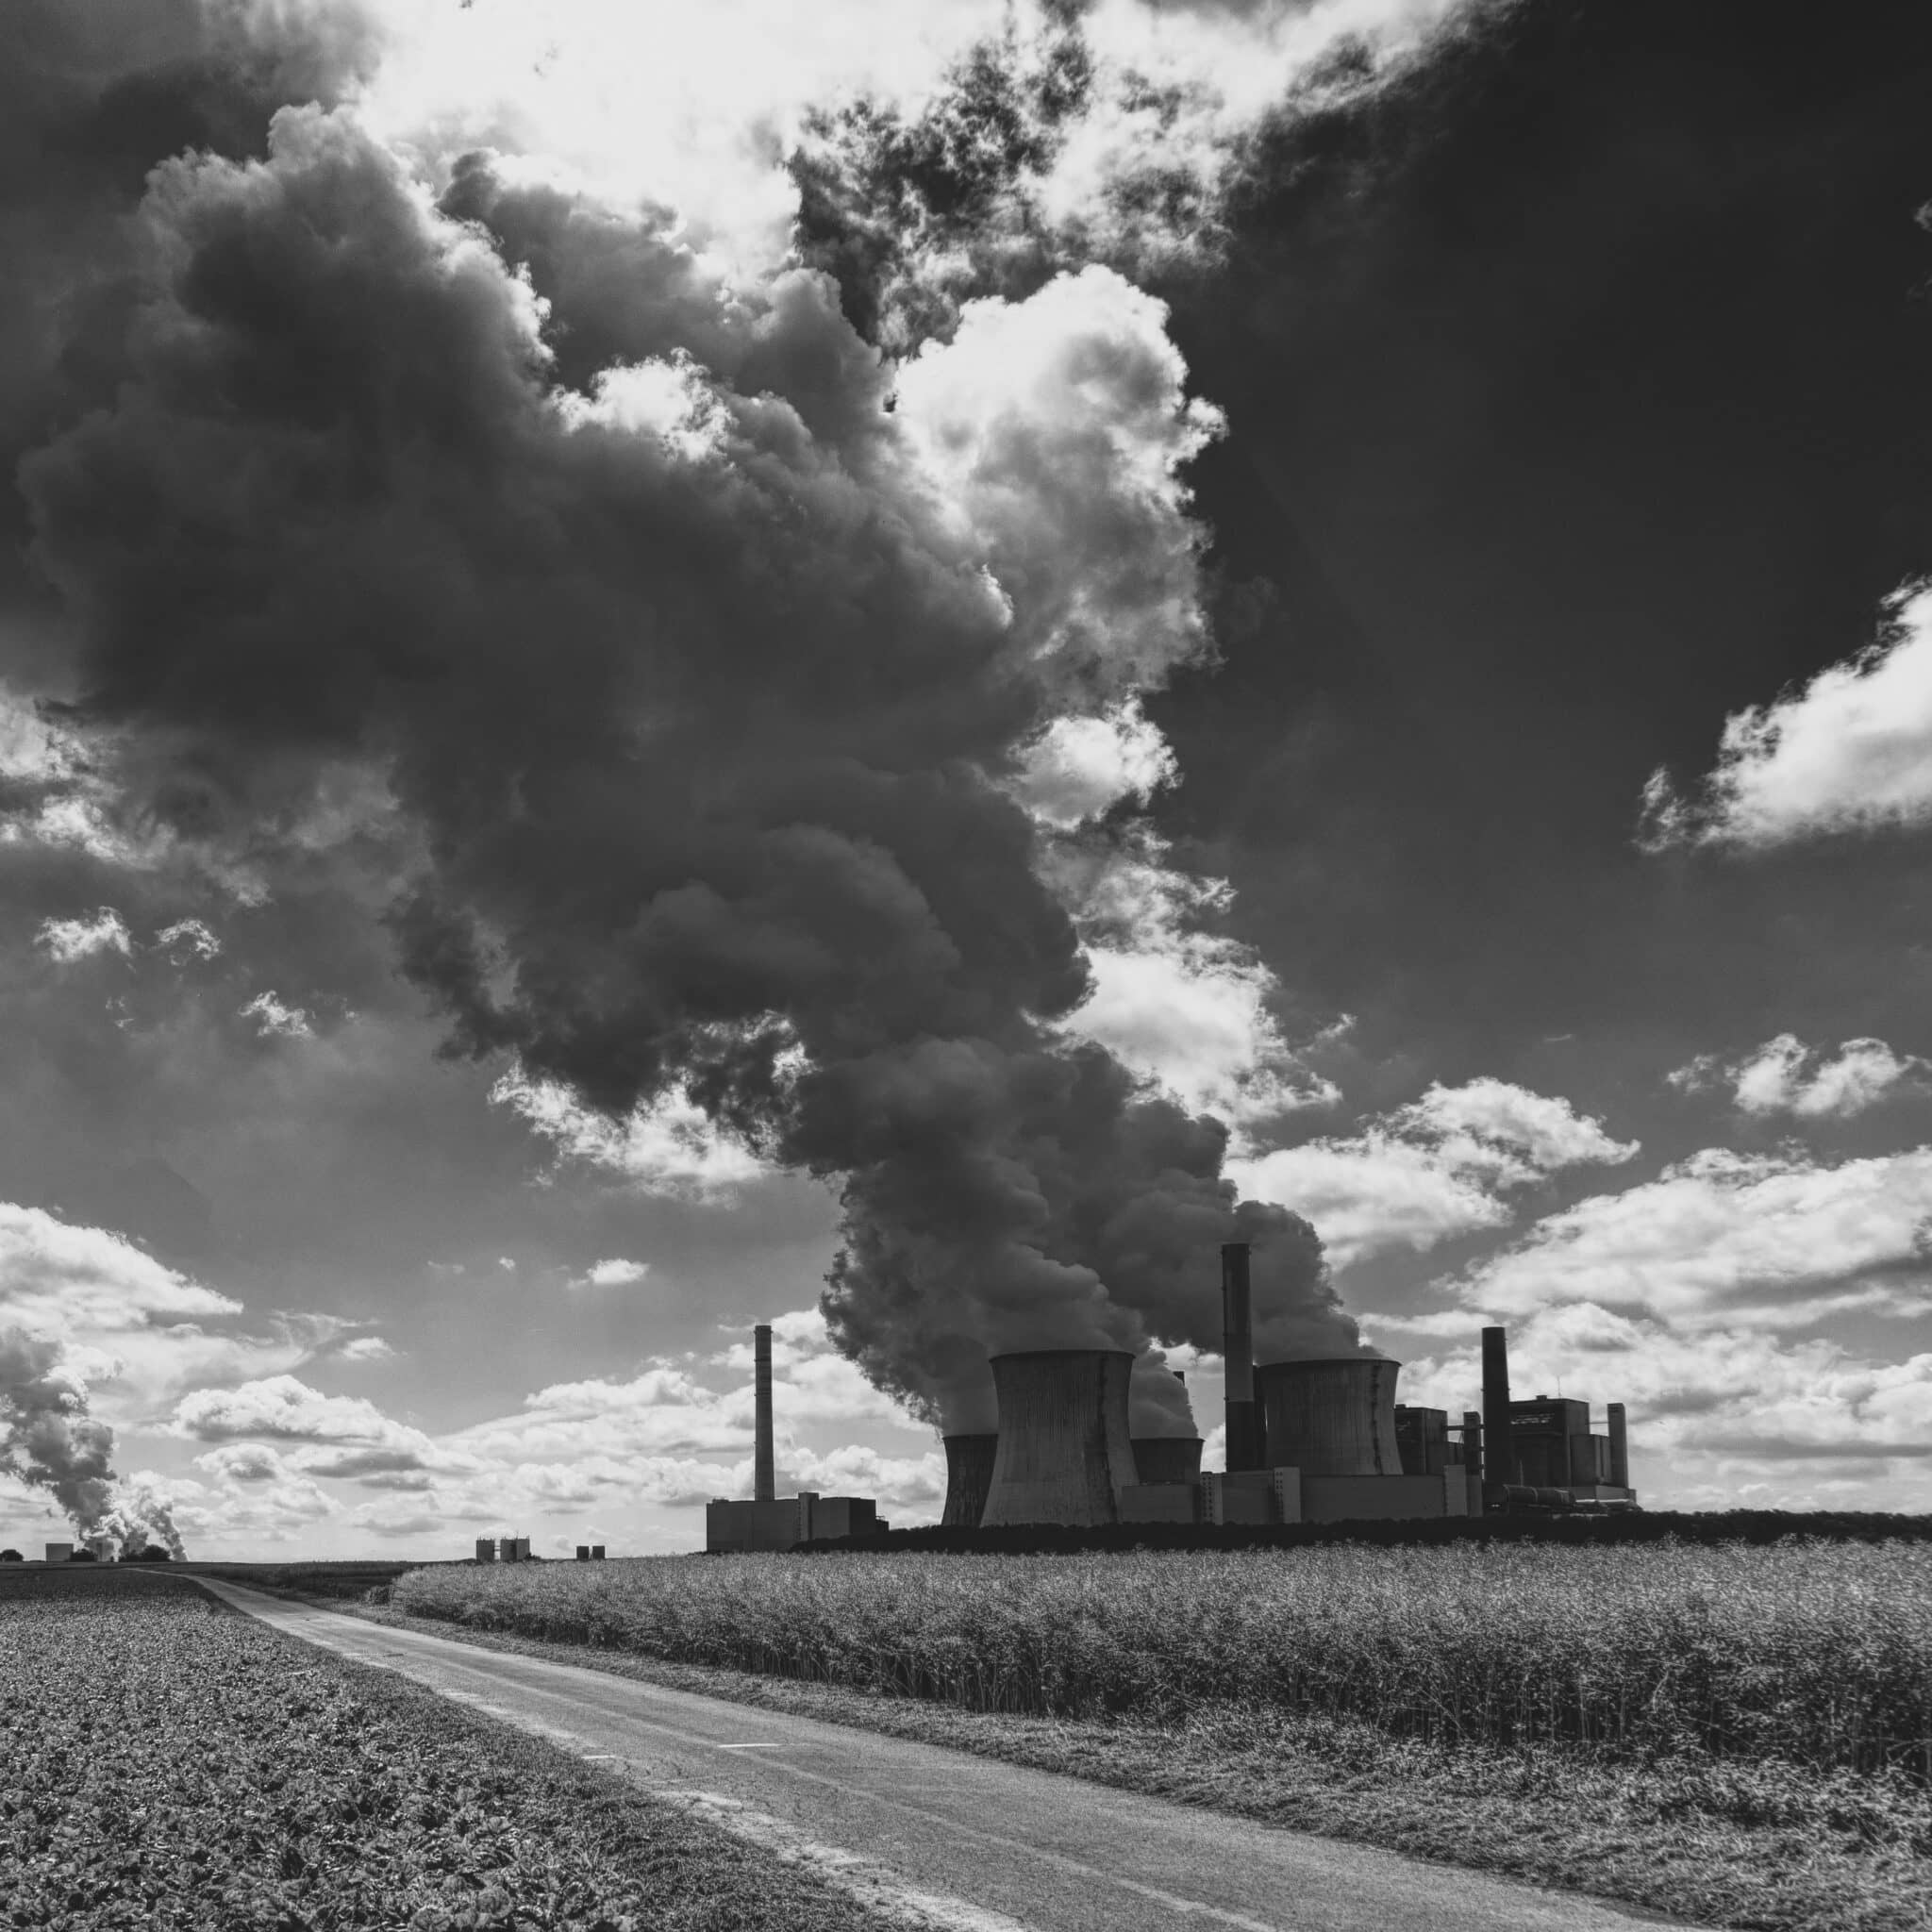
{"left": 392, "top": 1539, "right": 1932, "bottom": 1778}
{"left": 0, "top": 1567, "right": 874, "bottom": 1931}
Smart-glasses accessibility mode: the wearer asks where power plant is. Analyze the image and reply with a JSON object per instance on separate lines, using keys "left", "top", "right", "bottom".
{"left": 931, "top": 1245, "right": 1638, "bottom": 1530}
{"left": 706, "top": 1324, "right": 890, "bottom": 1551}
{"left": 706, "top": 1249, "right": 1637, "bottom": 1547}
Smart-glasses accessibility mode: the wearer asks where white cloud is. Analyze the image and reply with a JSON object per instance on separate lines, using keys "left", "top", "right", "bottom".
{"left": 1051, "top": 836, "right": 1341, "bottom": 1133}
{"left": 1235, "top": 1079, "right": 1638, "bottom": 1268}
{"left": 335, "top": 1336, "right": 396, "bottom": 1363}
{"left": 570, "top": 1257, "right": 651, "bottom": 1289}
{"left": 1447, "top": 1145, "right": 1932, "bottom": 1331}
{"left": 1642, "top": 579, "right": 1932, "bottom": 848}
{"left": 168, "top": 1376, "right": 439, "bottom": 1472}
{"left": 155, "top": 919, "right": 222, "bottom": 961}
{"left": 1009, "top": 701, "right": 1177, "bottom": 829}
{"left": 240, "top": 991, "right": 313, "bottom": 1039}
{"left": 34, "top": 908, "right": 131, "bottom": 964}
{"left": 1669, "top": 1034, "right": 1930, "bottom": 1120}
{"left": 493, "top": 1062, "right": 774, "bottom": 1199}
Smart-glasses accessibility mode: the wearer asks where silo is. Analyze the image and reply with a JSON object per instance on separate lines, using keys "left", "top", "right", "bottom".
{"left": 1607, "top": 1402, "right": 1629, "bottom": 1488}
{"left": 1255, "top": 1357, "right": 1403, "bottom": 1476}
{"left": 980, "top": 1349, "right": 1139, "bottom": 1527}
{"left": 941, "top": 1432, "right": 998, "bottom": 1527}
{"left": 1131, "top": 1437, "right": 1204, "bottom": 1485}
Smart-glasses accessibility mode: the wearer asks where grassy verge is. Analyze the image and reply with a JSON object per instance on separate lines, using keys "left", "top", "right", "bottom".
{"left": 1, "top": 1568, "right": 892, "bottom": 1932}
{"left": 314, "top": 1592, "right": 1932, "bottom": 1932}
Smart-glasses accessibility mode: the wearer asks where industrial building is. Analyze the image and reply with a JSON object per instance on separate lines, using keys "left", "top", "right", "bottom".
{"left": 706, "top": 1323, "right": 889, "bottom": 1552}
{"left": 475, "top": 1536, "right": 532, "bottom": 1562}
{"left": 936, "top": 1243, "right": 1638, "bottom": 1529}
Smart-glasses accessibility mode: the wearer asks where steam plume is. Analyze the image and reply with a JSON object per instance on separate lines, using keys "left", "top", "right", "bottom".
{"left": 9, "top": 9, "right": 1390, "bottom": 1437}
{"left": 0, "top": 1328, "right": 186, "bottom": 1557}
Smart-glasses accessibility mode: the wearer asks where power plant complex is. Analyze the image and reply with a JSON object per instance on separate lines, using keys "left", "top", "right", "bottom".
{"left": 708, "top": 1243, "right": 1636, "bottom": 1548}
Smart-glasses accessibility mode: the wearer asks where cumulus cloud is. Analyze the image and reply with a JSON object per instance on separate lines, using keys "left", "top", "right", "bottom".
{"left": 571, "top": 1257, "right": 650, "bottom": 1289}
{"left": 240, "top": 991, "right": 313, "bottom": 1039}
{"left": 1445, "top": 1145, "right": 1932, "bottom": 1331}
{"left": 1669, "top": 1034, "right": 1931, "bottom": 1120}
{"left": 495, "top": 1066, "right": 774, "bottom": 1201}
{"left": 1641, "top": 580, "right": 1932, "bottom": 849}
{"left": 1235, "top": 1079, "right": 1639, "bottom": 1269}
{"left": 35, "top": 908, "right": 131, "bottom": 963}
{"left": 168, "top": 1375, "right": 436, "bottom": 1469}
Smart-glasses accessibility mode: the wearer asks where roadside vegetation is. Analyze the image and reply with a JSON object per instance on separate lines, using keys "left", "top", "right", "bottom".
{"left": 384, "top": 1539, "right": 1932, "bottom": 1932}
{"left": 0, "top": 1567, "right": 886, "bottom": 1931}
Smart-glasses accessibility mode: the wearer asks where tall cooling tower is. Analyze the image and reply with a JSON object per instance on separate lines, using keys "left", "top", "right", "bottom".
{"left": 1255, "top": 1357, "right": 1403, "bottom": 1476}
{"left": 980, "top": 1350, "right": 1139, "bottom": 1527}
{"left": 941, "top": 1433, "right": 998, "bottom": 1527}
{"left": 1131, "top": 1437, "right": 1204, "bottom": 1485}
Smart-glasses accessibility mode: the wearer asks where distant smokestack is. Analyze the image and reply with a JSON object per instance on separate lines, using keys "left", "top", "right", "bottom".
{"left": 1481, "top": 1325, "right": 1511, "bottom": 1499}
{"left": 1256, "top": 1358, "right": 1402, "bottom": 1476}
{"left": 1221, "top": 1241, "right": 1257, "bottom": 1471}
{"left": 754, "top": 1324, "right": 775, "bottom": 1504}
{"left": 980, "top": 1350, "right": 1138, "bottom": 1527}
{"left": 941, "top": 1432, "right": 997, "bottom": 1527}
{"left": 1131, "top": 1436, "right": 1203, "bottom": 1485}
{"left": 1607, "top": 1401, "right": 1629, "bottom": 1488}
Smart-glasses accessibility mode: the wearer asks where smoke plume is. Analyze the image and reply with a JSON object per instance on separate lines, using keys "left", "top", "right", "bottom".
{"left": 7, "top": 5, "right": 1404, "bottom": 1436}
{"left": 0, "top": 1328, "right": 186, "bottom": 1557}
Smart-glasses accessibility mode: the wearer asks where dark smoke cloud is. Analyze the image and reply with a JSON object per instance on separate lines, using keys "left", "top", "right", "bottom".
{"left": 0, "top": 1327, "right": 185, "bottom": 1556}
{"left": 11, "top": 15, "right": 1367, "bottom": 1436}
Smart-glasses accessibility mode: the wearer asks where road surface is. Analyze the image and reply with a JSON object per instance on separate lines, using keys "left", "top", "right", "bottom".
{"left": 196, "top": 1578, "right": 1696, "bottom": 1932}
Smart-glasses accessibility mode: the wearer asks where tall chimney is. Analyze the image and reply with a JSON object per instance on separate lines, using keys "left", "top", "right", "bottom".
{"left": 1607, "top": 1401, "right": 1629, "bottom": 1489}
{"left": 1221, "top": 1241, "right": 1258, "bottom": 1471}
{"left": 1481, "top": 1325, "right": 1511, "bottom": 1501}
{"left": 754, "top": 1323, "right": 775, "bottom": 1503}
{"left": 1462, "top": 1408, "right": 1485, "bottom": 1487}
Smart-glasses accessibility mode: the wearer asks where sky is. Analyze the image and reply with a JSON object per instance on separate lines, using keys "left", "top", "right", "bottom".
{"left": 3, "top": 0, "right": 1930, "bottom": 1559}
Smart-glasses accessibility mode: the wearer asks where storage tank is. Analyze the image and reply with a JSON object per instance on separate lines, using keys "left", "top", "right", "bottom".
{"left": 1131, "top": 1436, "right": 1204, "bottom": 1485}
{"left": 980, "top": 1349, "right": 1139, "bottom": 1527}
{"left": 1255, "top": 1357, "right": 1403, "bottom": 1477}
{"left": 940, "top": 1432, "right": 998, "bottom": 1528}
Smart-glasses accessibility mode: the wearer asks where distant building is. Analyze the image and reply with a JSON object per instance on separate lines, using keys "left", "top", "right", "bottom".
{"left": 44, "top": 1541, "right": 74, "bottom": 1563}
{"left": 707, "top": 1491, "right": 879, "bottom": 1553}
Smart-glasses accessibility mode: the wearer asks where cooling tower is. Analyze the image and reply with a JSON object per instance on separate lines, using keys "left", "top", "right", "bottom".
{"left": 1221, "top": 1241, "right": 1259, "bottom": 1470}
{"left": 980, "top": 1349, "right": 1139, "bottom": 1527}
{"left": 1131, "top": 1437, "right": 1204, "bottom": 1486}
{"left": 941, "top": 1432, "right": 998, "bottom": 1528}
{"left": 1481, "top": 1325, "right": 1512, "bottom": 1496}
{"left": 1255, "top": 1357, "right": 1403, "bottom": 1477}
{"left": 754, "top": 1323, "right": 775, "bottom": 1504}
{"left": 1607, "top": 1402, "right": 1629, "bottom": 1488}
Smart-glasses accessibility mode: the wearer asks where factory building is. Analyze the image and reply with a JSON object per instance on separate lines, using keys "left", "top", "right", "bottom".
{"left": 706, "top": 1324, "right": 888, "bottom": 1552}
{"left": 934, "top": 1244, "right": 1639, "bottom": 1530}
{"left": 44, "top": 1541, "right": 73, "bottom": 1563}
{"left": 475, "top": 1536, "right": 532, "bottom": 1561}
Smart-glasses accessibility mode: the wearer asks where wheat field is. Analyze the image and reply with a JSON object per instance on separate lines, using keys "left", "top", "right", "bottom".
{"left": 392, "top": 1538, "right": 1932, "bottom": 1776}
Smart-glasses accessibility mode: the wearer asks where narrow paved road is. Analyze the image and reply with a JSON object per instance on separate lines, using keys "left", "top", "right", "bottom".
{"left": 198, "top": 1578, "right": 1696, "bottom": 1932}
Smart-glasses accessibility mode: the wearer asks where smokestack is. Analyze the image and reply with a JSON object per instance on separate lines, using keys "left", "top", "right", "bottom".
{"left": 754, "top": 1324, "right": 775, "bottom": 1504}
{"left": 1221, "top": 1241, "right": 1258, "bottom": 1471}
{"left": 1481, "top": 1325, "right": 1511, "bottom": 1499}
{"left": 1462, "top": 1408, "right": 1485, "bottom": 1486}
{"left": 1131, "top": 1436, "right": 1203, "bottom": 1485}
{"left": 1255, "top": 1358, "right": 1402, "bottom": 1476}
{"left": 980, "top": 1350, "right": 1138, "bottom": 1527}
{"left": 1607, "top": 1402, "right": 1629, "bottom": 1489}
{"left": 941, "top": 1433, "right": 997, "bottom": 1527}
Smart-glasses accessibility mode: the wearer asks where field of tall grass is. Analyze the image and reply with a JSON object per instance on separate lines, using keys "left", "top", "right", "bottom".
{"left": 392, "top": 1539, "right": 1932, "bottom": 1777}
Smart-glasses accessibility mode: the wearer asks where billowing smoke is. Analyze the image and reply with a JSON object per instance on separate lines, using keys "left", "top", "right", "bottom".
{"left": 0, "top": 1329, "right": 186, "bottom": 1557}
{"left": 8, "top": 5, "right": 1404, "bottom": 1437}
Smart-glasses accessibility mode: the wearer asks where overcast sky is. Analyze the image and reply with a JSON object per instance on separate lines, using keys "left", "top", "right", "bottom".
{"left": 4, "top": 0, "right": 1930, "bottom": 1560}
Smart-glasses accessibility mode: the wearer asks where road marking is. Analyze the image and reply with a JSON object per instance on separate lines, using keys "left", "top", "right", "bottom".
{"left": 667, "top": 1790, "right": 1032, "bottom": 1932}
